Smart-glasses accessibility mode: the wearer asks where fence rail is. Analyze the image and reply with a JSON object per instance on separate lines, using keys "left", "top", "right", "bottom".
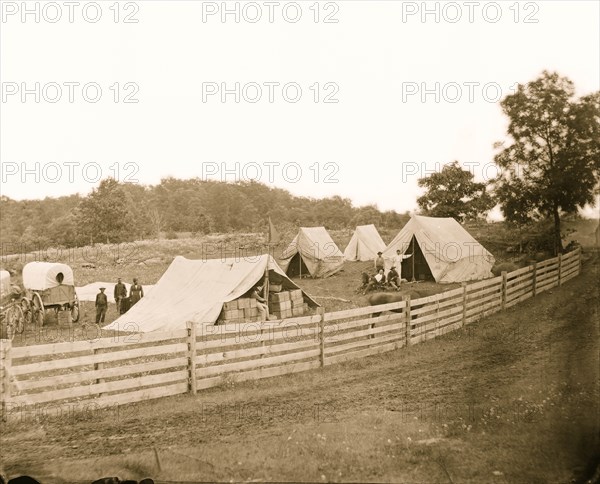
{"left": 0, "top": 249, "right": 583, "bottom": 419}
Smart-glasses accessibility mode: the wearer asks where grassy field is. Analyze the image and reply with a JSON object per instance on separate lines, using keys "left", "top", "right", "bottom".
{"left": 1, "top": 251, "right": 598, "bottom": 483}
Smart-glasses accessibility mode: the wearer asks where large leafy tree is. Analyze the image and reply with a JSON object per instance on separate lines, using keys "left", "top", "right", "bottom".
{"left": 76, "top": 178, "right": 138, "bottom": 244}
{"left": 417, "top": 161, "right": 494, "bottom": 222}
{"left": 493, "top": 71, "right": 600, "bottom": 254}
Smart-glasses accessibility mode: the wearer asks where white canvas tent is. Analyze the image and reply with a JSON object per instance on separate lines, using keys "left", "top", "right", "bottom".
{"left": 103, "top": 254, "right": 319, "bottom": 333}
{"left": 344, "top": 224, "right": 386, "bottom": 262}
{"left": 280, "top": 227, "right": 344, "bottom": 278}
{"left": 383, "top": 215, "right": 495, "bottom": 283}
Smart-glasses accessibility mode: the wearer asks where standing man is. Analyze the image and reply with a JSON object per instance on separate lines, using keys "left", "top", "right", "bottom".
{"left": 130, "top": 278, "right": 144, "bottom": 306}
{"left": 374, "top": 251, "right": 385, "bottom": 273}
{"left": 392, "top": 249, "right": 413, "bottom": 283}
{"left": 95, "top": 287, "right": 108, "bottom": 324}
{"left": 114, "top": 277, "right": 127, "bottom": 313}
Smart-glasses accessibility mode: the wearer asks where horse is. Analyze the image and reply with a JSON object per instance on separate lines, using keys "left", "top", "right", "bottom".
{"left": 366, "top": 289, "right": 426, "bottom": 317}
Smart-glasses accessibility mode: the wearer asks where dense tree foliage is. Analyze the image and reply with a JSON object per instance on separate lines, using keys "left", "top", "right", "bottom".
{"left": 0, "top": 179, "right": 410, "bottom": 251}
{"left": 492, "top": 71, "right": 600, "bottom": 254}
{"left": 416, "top": 161, "right": 495, "bottom": 221}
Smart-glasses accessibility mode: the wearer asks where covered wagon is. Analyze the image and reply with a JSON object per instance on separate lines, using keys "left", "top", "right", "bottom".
{"left": 22, "top": 262, "right": 80, "bottom": 326}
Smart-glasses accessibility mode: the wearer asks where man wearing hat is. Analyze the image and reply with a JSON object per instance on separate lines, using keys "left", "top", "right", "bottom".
{"left": 95, "top": 287, "right": 108, "bottom": 324}
{"left": 374, "top": 251, "right": 385, "bottom": 273}
{"left": 392, "top": 248, "right": 414, "bottom": 284}
{"left": 130, "top": 278, "right": 144, "bottom": 307}
{"left": 114, "top": 277, "right": 127, "bottom": 314}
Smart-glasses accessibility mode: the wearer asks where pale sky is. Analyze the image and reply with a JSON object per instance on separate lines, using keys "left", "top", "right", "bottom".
{"left": 1, "top": 0, "right": 599, "bottom": 218}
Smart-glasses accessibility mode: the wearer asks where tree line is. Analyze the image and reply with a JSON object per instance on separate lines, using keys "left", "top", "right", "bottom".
{"left": 0, "top": 179, "right": 410, "bottom": 251}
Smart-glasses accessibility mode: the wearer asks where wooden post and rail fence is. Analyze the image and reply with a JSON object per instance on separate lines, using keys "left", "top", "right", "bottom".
{"left": 0, "top": 249, "right": 583, "bottom": 420}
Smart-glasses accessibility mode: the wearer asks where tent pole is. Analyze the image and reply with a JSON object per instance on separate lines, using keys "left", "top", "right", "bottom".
{"left": 263, "top": 257, "right": 270, "bottom": 319}
{"left": 299, "top": 253, "right": 302, "bottom": 279}
{"left": 411, "top": 237, "right": 416, "bottom": 282}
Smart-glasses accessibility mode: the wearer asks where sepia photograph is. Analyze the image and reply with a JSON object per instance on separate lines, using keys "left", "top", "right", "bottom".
{"left": 0, "top": 1, "right": 599, "bottom": 483}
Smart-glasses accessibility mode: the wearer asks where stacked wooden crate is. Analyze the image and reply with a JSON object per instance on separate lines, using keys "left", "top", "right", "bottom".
{"left": 269, "top": 289, "right": 308, "bottom": 319}
{"left": 217, "top": 298, "right": 260, "bottom": 324}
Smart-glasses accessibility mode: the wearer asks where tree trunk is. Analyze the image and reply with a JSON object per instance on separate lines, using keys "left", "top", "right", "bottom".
{"left": 553, "top": 205, "right": 563, "bottom": 255}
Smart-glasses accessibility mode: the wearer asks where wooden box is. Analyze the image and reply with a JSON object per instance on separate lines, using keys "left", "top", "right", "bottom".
{"left": 222, "top": 300, "right": 238, "bottom": 310}
{"left": 269, "top": 300, "right": 292, "bottom": 311}
{"left": 244, "top": 307, "right": 259, "bottom": 318}
{"left": 270, "top": 291, "right": 290, "bottom": 303}
{"left": 237, "top": 298, "right": 251, "bottom": 309}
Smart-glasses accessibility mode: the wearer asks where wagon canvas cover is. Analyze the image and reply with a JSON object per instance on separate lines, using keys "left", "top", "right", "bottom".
{"left": 383, "top": 215, "right": 495, "bottom": 283}
{"left": 279, "top": 227, "right": 344, "bottom": 278}
{"left": 103, "top": 254, "right": 318, "bottom": 333}
{"left": 22, "top": 262, "right": 75, "bottom": 290}
{"left": 343, "top": 224, "right": 386, "bottom": 262}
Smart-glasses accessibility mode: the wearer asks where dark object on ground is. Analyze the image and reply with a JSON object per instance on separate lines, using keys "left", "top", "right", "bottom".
{"left": 491, "top": 262, "right": 519, "bottom": 277}
{"left": 367, "top": 290, "right": 422, "bottom": 312}
{"left": 6, "top": 477, "right": 41, "bottom": 484}
{"left": 120, "top": 297, "right": 131, "bottom": 314}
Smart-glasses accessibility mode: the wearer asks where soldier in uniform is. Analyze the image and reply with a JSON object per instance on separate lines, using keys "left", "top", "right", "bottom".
{"left": 95, "top": 287, "right": 108, "bottom": 324}
{"left": 130, "top": 278, "right": 144, "bottom": 306}
{"left": 114, "top": 277, "right": 127, "bottom": 313}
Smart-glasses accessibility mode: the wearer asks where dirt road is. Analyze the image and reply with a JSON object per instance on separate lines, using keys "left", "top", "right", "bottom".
{"left": 2, "top": 254, "right": 598, "bottom": 483}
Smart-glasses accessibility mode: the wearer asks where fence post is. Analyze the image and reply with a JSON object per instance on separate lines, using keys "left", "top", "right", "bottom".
{"left": 461, "top": 282, "right": 467, "bottom": 327}
{"left": 0, "top": 339, "right": 12, "bottom": 422}
{"left": 318, "top": 307, "right": 325, "bottom": 367}
{"left": 557, "top": 253, "right": 563, "bottom": 287}
{"left": 578, "top": 247, "right": 582, "bottom": 275}
{"left": 435, "top": 294, "right": 440, "bottom": 335}
{"left": 532, "top": 262, "right": 537, "bottom": 297}
{"left": 501, "top": 271, "right": 507, "bottom": 310}
{"left": 187, "top": 322, "right": 197, "bottom": 395}
{"left": 94, "top": 348, "right": 104, "bottom": 396}
{"left": 403, "top": 295, "right": 412, "bottom": 347}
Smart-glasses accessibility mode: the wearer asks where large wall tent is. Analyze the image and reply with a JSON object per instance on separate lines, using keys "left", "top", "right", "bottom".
{"left": 103, "top": 254, "right": 319, "bottom": 333}
{"left": 383, "top": 215, "right": 495, "bottom": 283}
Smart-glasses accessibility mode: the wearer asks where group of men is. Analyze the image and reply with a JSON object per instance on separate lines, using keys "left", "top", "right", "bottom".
{"left": 95, "top": 277, "right": 144, "bottom": 324}
{"left": 362, "top": 249, "right": 413, "bottom": 293}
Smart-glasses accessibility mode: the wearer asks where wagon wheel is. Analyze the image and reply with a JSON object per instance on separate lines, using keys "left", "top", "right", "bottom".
{"left": 3, "top": 305, "right": 24, "bottom": 339}
{"left": 31, "top": 292, "right": 45, "bottom": 327}
{"left": 9, "top": 304, "right": 25, "bottom": 335}
{"left": 71, "top": 295, "right": 80, "bottom": 323}
{"left": 20, "top": 297, "right": 32, "bottom": 328}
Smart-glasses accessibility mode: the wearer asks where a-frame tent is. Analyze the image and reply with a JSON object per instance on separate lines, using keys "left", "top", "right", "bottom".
{"left": 280, "top": 227, "right": 344, "bottom": 278}
{"left": 344, "top": 224, "right": 386, "bottom": 262}
{"left": 383, "top": 215, "right": 495, "bottom": 283}
{"left": 103, "top": 254, "right": 319, "bottom": 333}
